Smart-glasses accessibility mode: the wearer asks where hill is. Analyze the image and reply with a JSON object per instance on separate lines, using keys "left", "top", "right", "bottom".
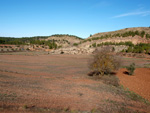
{"left": 52, "top": 27, "right": 150, "bottom": 54}
{"left": 41, "top": 34, "right": 83, "bottom": 48}
{"left": 0, "top": 34, "right": 83, "bottom": 52}
{"left": 79, "top": 27, "right": 150, "bottom": 48}
{"left": 88, "top": 27, "right": 150, "bottom": 39}
{"left": 0, "top": 27, "right": 150, "bottom": 54}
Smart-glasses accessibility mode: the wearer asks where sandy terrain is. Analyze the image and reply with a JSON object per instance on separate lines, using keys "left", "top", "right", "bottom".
{"left": 0, "top": 52, "right": 150, "bottom": 112}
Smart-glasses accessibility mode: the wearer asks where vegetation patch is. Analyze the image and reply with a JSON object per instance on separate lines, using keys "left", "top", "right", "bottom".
{"left": 88, "top": 48, "right": 121, "bottom": 87}
{"left": 126, "top": 63, "right": 136, "bottom": 75}
{"left": 124, "top": 43, "right": 150, "bottom": 54}
{"left": 88, "top": 30, "right": 150, "bottom": 41}
{"left": 89, "top": 48, "right": 121, "bottom": 76}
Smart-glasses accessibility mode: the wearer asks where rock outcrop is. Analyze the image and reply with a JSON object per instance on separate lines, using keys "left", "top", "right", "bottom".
{"left": 50, "top": 47, "right": 95, "bottom": 54}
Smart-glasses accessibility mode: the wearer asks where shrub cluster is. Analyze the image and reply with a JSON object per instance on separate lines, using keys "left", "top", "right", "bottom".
{"left": 89, "top": 48, "right": 121, "bottom": 75}
{"left": 124, "top": 43, "right": 150, "bottom": 54}
{"left": 29, "top": 40, "right": 58, "bottom": 49}
{"left": 88, "top": 48, "right": 121, "bottom": 87}
{"left": 73, "top": 43, "right": 78, "bottom": 46}
{"left": 126, "top": 63, "right": 136, "bottom": 75}
{"left": 91, "top": 41, "right": 150, "bottom": 54}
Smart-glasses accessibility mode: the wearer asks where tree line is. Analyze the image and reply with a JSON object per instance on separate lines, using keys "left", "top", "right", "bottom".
{"left": 91, "top": 41, "right": 150, "bottom": 54}
{"left": 0, "top": 36, "right": 57, "bottom": 49}
{"left": 51, "top": 34, "right": 83, "bottom": 40}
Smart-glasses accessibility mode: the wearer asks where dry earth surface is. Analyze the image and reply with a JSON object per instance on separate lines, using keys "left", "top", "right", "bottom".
{"left": 116, "top": 68, "right": 150, "bottom": 101}
{"left": 0, "top": 52, "right": 150, "bottom": 113}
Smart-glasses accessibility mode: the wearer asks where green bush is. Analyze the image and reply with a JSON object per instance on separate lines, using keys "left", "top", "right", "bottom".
{"left": 73, "top": 43, "right": 78, "bottom": 46}
{"left": 126, "top": 63, "right": 135, "bottom": 75}
{"left": 140, "top": 31, "right": 145, "bottom": 38}
{"left": 146, "top": 34, "right": 150, "bottom": 39}
{"left": 92, "top": 43, "right": 96, "bottom": 47}
{"left": 126, "top": 46, "right": 133, "bottom": 53}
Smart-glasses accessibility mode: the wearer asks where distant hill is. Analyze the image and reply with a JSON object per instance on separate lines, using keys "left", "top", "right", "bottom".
{"left": 78, "top": 27, "right": 150, "bottom": 48}
{"left": 41, "top": 34, "right": 83, "bottom": 48}
{"left": 0, "top": 34, "right": 83, "bottom": 49}
{"left": 1, "top": 27, "right": 150, "bottom": 54}
{"left": 88, "top": 27, "right": 150, "bottom": 39}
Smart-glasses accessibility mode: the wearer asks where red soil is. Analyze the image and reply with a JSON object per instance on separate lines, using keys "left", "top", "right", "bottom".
{"left": 0, "top": 53, "right": 150, "bottom": 112}
{"left": 116, "top": 68, "right": 150, "bottom": 101}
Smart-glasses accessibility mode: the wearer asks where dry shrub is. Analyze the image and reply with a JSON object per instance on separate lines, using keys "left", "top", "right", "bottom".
{"left": 89, "top": 47, "right": 121, "bottom": 76}
{"left": 88, "top": 47, "right": 121, "bottom": 86}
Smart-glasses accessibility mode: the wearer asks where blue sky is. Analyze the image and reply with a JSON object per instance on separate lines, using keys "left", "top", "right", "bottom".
{"left": 0, "top": 0, "right": 150, "bottom": 38}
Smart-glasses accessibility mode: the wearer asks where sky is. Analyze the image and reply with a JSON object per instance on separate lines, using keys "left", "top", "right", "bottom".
{"left": 0, "top": 0, "right": 150, "bottom": 38}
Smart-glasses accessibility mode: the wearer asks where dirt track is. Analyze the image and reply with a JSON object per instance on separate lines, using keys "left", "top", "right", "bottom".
{"left": 0, "top": 53, "right": 150, "bottom": 112}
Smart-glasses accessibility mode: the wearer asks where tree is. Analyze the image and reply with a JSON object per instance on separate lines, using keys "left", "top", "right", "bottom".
{"left": 126, "top": 47, "right": 133, "bottom": 53}
{"left": 135, "top": 31, "right": 139, "bottom": 35}
{"left": 92, "top": 43, "right": 96, "bottom": 47}
{"left": 140, "top": 31, "right": 145, "bottom": 38}
{"left": 73, "top": 43, "right": 78, "bottom": 46}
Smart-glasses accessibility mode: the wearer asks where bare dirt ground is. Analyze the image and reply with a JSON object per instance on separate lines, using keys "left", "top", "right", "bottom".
{"left": 0, "top": 52, "right": 150, "bottom": 113}
{"left": 116, "top": 68, "right": 150, "bottom": 101}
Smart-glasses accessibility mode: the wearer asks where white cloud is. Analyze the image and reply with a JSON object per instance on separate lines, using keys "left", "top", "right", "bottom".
{"left": 112, "top": 11, "right": 150, "bottom": 18}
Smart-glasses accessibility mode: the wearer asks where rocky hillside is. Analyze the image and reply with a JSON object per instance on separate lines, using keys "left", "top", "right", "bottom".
{"left": 88, "top": 27, "right": 150, "bottom": 39}
{"left": 78, "top": 27, "right": 150, "bottom": 48}
{"left": 40, "top": 34, "right": 83, "bottom": 48}
{"left": 0, "top": 34, "right": 83, "bottom": 51}
{"left": 1, "top": 27, "right": 150, "bottom": 54}
{"left": 52, "top": 27, "right": 150, "bottom": 54}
